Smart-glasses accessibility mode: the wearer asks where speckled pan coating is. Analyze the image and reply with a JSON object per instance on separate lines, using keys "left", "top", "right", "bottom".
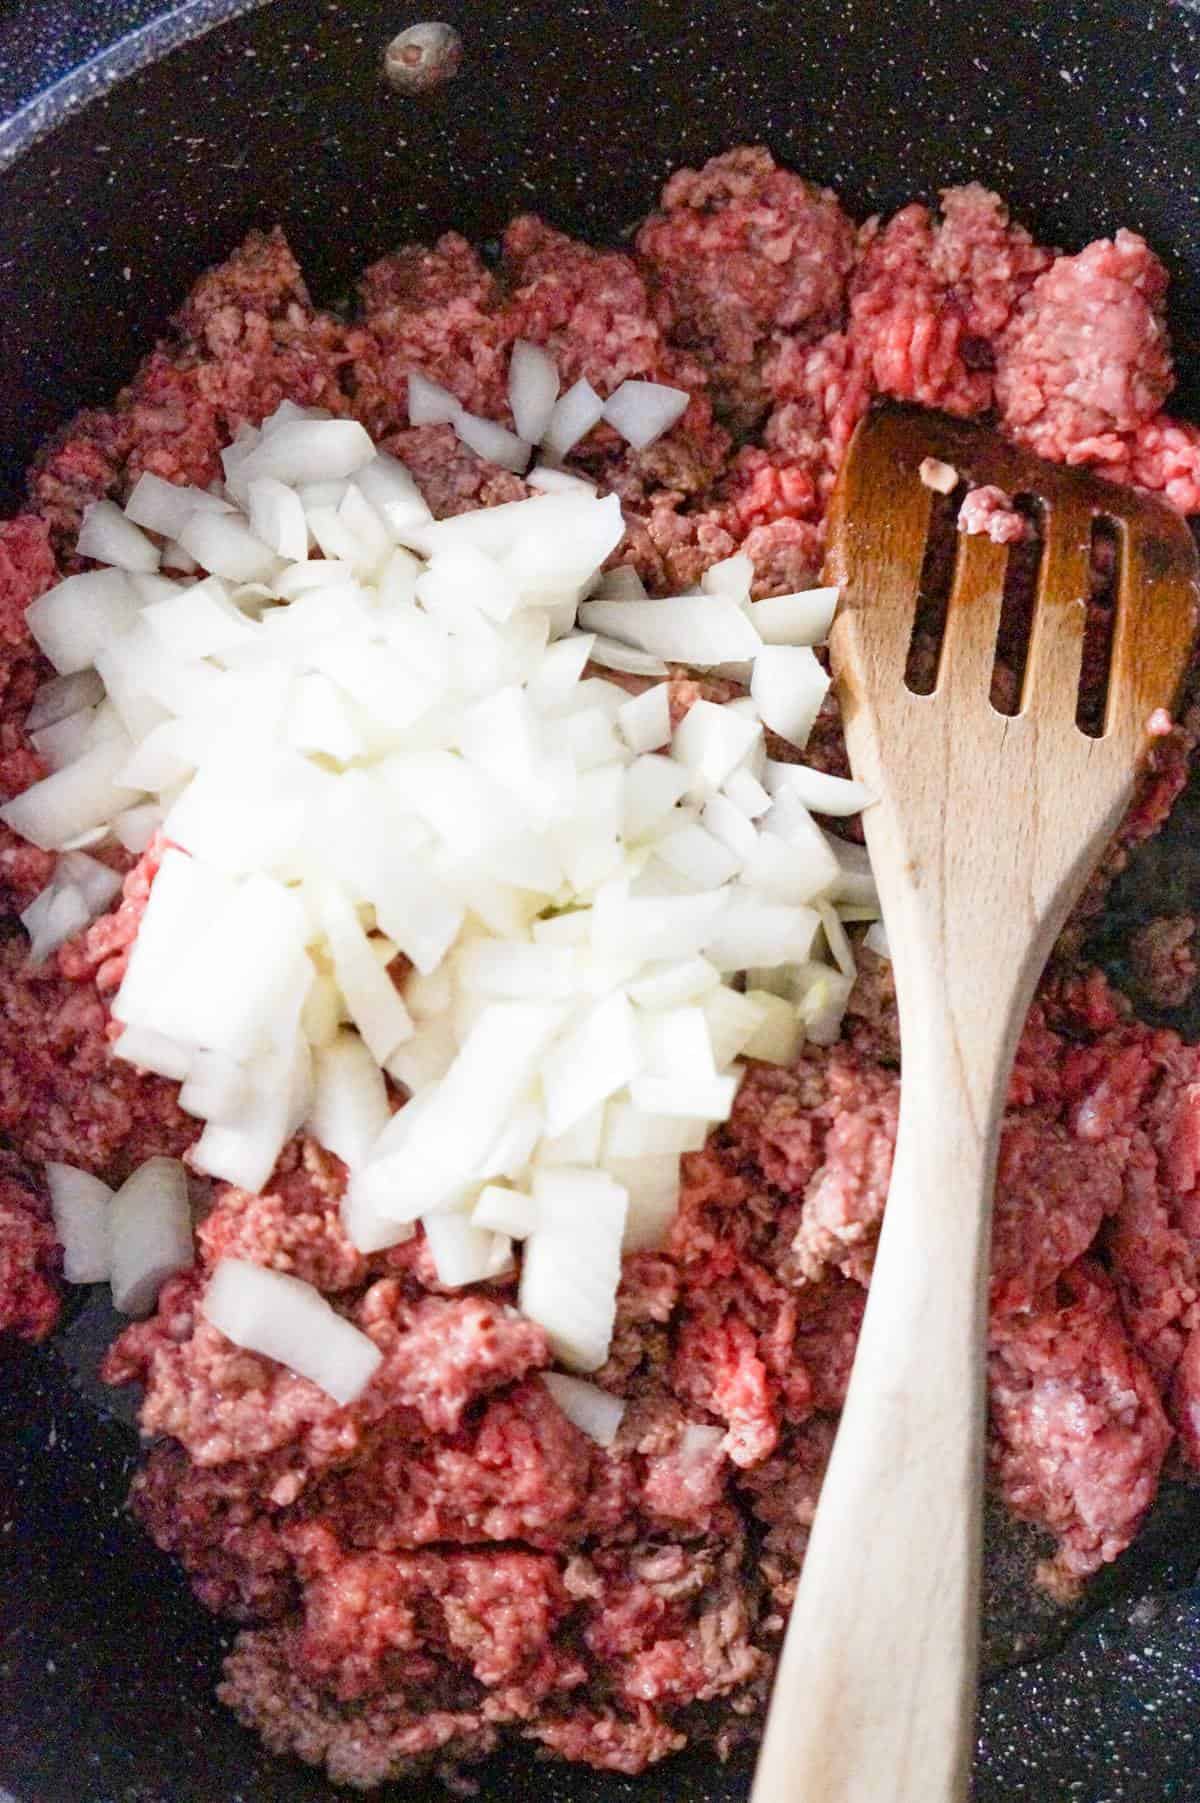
{"left": 5, "top": 3, "right": 1200, "bottom": 1800}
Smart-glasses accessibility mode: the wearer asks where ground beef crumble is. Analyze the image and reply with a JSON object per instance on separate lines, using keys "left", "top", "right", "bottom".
{"left": 3, "top": 146, "right": 1200, "bottom": 1786}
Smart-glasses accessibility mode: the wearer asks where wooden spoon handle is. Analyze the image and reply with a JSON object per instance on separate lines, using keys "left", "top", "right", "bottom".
{"left": 750, "top": 999, "right": 1012, "bottom": 1803}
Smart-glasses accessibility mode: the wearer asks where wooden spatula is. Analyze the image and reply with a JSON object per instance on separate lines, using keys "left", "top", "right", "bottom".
{"left": 750, "top": 402, "right": 1198, "bottom": 1803}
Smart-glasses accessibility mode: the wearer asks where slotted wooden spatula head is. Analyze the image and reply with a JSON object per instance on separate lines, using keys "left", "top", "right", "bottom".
{"left": 826, "top": 402, "right": 1199, "bottom": 1017}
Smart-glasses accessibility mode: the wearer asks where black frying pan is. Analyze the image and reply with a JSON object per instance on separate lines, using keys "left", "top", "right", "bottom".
{"left": 4, "top": 2, "right": 1200, "bottom": 1797}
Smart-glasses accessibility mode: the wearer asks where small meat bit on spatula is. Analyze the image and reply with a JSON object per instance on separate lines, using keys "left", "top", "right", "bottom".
{"left": 751, "top": 401, "right": 1198, "bottom": 1803}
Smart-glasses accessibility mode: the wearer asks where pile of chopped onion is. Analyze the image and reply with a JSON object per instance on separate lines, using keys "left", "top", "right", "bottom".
{"left": 11, "top": 398, "right": 879, "bottom": 1392}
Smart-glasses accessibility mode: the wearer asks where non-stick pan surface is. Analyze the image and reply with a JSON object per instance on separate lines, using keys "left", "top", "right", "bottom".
{"left": 4, "top": 3, "right": 1200, "bottom": 1797}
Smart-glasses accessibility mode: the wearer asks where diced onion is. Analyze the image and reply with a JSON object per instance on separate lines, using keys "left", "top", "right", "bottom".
{"left": 26, "top": 569, "right": 141, "bottom": 676}
{"left": 124, "top": 473, "right": 232, "bottom": 540}
{"left": 542, "top": 378, "right": 605, "bottom": 460}
{"left": 519, "top": 1170, "right": 626, "bottom": 1372}
{"left": 407, "top": 373, "right": 462, "bottom": 427}
{"left": 864, "top": 919, "right": 891, "bottom": 961}
{"left": 46, "top": 1163, "right": 113, "bottom": 1284}
{"left": 77, "top": 499, "right": 160, "bottom": 573}
{"left": 202, "top": 1256, "right": 382, "bottom": 1403}
{"left": 602, "top": 379, "right": 689, "bottom": 450}
{"left": 307, "top": 1030, "right": 391, "bottom": 1170}
{"left": 454, "top": 411, "right": 532, "bottom": 474}
{"left": 579, "top": 595, "right": 762, "bottom": 667}
{"left": 421, "top": 1211, "right": 510, "bottom": 1286}
{"left": 472, "top": 1183, "right": 537, "bottom": 1238}
{"left": 509, "top": 341, "right": 560, "bottom": 445}
{"left": 109, "top": 1156, "right": 194, "bottom": 1317}
{"left": 748, "top": 587, "right": 839, "bottom": 646}
{"left": 539, "top": 1370, "right": 625, "bottom": 1446}
{"left": 764, "top": 759, "right": 874, "bottom": 818}
{"left": 750, "top": 645, "right": 831, "bottom": 749}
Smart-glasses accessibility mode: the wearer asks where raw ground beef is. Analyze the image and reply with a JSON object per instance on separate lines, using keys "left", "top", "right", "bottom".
{"left": 4, "top": 145, "right": 1200, "bottom": 1786}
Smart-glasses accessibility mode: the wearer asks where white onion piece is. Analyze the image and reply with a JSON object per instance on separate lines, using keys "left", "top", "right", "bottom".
{"left": 421, "top": 1211, "right": 509, "bottom": 1287}
{"left": 749, "top": 587, "right": 839, "bottom": 646}
{"left": 247, "top": 477, "right": 309, "bottom": 563}
{"left": 31, "top": 706, "right": 102, "bottom": 773}
{"left": 20, "top": 881, "right": 90, "bottom": 966}
{"left": 616, "top": 684, "right": 671, "bottom": 754}
{"left": 540, "top": 992, "right": 642, "bottom": 1134}
{"left": 113, "top": 1024, "right": 193, "bottom": 1080}
{"left": 671, "top": 699, "right": 761, "bottom": 799}
{"left": 722, "top": 766, "right": 772, "bottom": 819}
{"left": 750, "top": 645, "right": 830, "bottom": 749}
{"left": 0, "top": 734, "right": 138, "bottom": 852}
{"left": 602, "top": 379, "right": 689, "bottom": 450}
{"left": 588, "top": 635, "right": 670, "bottom": 679}
{"left": 701, "top": 555, "right": 754, "bottom": 602}
{"left": 704, "top": 897, "right": 821, "bottom": 971}
{"left": 509, "top": 341, "right": 560, "bottom": 445}
{"left": 796, "top": 964, "right": 855, "bottom": 1046}
{"left": 261, "top": 400, "right": 334, "bottom": 434}
{"left": 311, "top": 883, "right": 413, "bottom": 1066}
{"left": 604, "top": 1154, "right": 683, "bottom": 1252}
{"left": 109, "top": 1157, "right": 194, "bottom": 1317}
{"left": 760, "top": 790, "right": 843, "bottom": 898}
{"left": 46, "top": 1163, "right": 113, "bottom": 1284}
{"left": 655, "top": 823, "right": 739, "bottom": 890}
{"left": 457, "top": 939, "right": 576, "bottom": 1000}
{"left": 362, "top": 1002, "right": 566, "bottom": 1221}
{"left": 77, "top": 499, "right": 160, "bottom": 573}
{"left": 161, "top": 539, "right": 199, "bottom": 573}
{"left": 579, "top": 595, "right": 761, "bottom": 666}
{"left": 763, "top": 759, "right": 874, "bottom": 818}
{"left": 202, "top": 1256, "right": 381, "bottom": 1404}
{"left": 112, "top": 849, "right": 235, "bottom": 1028}
{"left": 191, "top": 1033, "right": 308, "bottom": 1193}
{"left": 537, "top": 1100, "right": 607, "bottom": 1166}
{"left": 147, "top": 874, "right": 311, "bottom": 1060}
{"left": 407, "top": 372, "right": 462, "bottom": 427}
{"left": 701, "top": 793, "right": 758, "bottom": 865}
{"left": 237, "top": 419, "right": 376, "bottom": 488}
{"left": 124, "top": 473, "right": 232, "bottom": 540}
{"left": 59, "top": 850, "right": 122, "bottom": 916}
{"left": 355, "top": 452, "right": 433, "bottom": 535}
{"left": 539, "top": 1371, "right": 625, "bottom": 1447}
{"left": 701, "top": 986, "right": 767, "bottom": 1066}
{"left": 114, "top": 803, "right": 162, "bottom": 854}
{"left": 286, "top": 672, "right": 366, "bottom": 765}
{"left": 26, "top": 669, "right": 106, "bottom": 732}
{"left": 478, "top": 1102, "right": 544, "bottom": 1184}
{"left": 26, "top": 569, "right": 140, "bottom": 675}
{"left": 603, "top": 1103, "right": 708, "bottom": 1160}
{"left": 541, "top": 378, "right": 605, "bottom": 460}
{"left": 178, "top": 1048, "right": 249, "bottom": 1124}
{"left": 143, "top": 576, "right": 258, "bottom": 659}
{"left": 629, "top": 1070, "right": 739, "bottom": 1120}
{"left": 624, "top": 956, "right": 719, "bottom": 1010}
{"left": 472, "top": 1183, "right": 537, "bottom": 1239}
{"left": 829, "top": 835, "right": 879, "bottom": 910}
{"left": 178, "top": 512, "right": 278, "bottom": 585}
{"left": 864, "top": 919, "right": 891, "bottom": 961}
{"left": 341, "top": 1174, "right": 415, "bottom": 1254}
{"left": 742, "top": 990, "right": 804, "bottom": 1064}
{"left": 622, "top": 755, "right": 690, "bottom": 842}
{"left": 519, "top": 1170, "right": 626, "bottom": 1371}
{"left": 308, "top": 1030, "right": 391, "bottom": 1170}
{"left": 527, "top": 464, "right": 597, "bottom": 496}
{"left": 817, "top": 900, "right": 857, "bottom": 980}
